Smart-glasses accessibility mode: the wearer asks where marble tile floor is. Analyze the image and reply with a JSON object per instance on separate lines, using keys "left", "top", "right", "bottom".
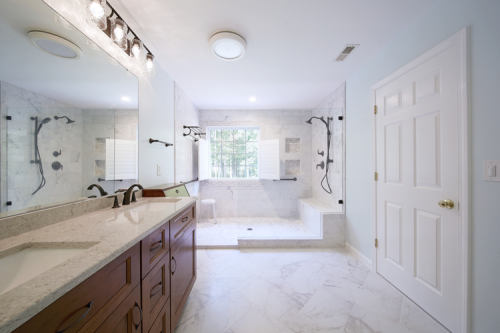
{"left": 197, "top": 218, "right": 317, "bottom": 247}
{"left": 175, "top": 248, "right": 450, "bottom": 333}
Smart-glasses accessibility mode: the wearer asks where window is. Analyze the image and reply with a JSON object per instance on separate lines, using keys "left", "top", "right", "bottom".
{"left": 209, "top": 127, "right": 259, "bottom": 179}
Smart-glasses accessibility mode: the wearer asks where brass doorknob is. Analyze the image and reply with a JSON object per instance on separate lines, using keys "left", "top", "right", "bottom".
{"left": 438, "top": 199, "right": 454, "bottom": 209}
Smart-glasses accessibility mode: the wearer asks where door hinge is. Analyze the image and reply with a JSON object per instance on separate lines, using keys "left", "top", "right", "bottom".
{"left": 375, "top": 239, "right": 378, "bottom": 248}
{"left": 374, "top": 172, "right": 378, "bottom": 181}
{"left": 374, "top": 105, "right": 377, "bottom": 114}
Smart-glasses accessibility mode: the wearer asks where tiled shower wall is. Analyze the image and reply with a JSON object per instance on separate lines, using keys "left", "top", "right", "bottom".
{"left": 198, "top": 109, "right": 313, "bottom": 218}
{"left": 311, "top": 82, "right": 346, "bottom": 211}
{"left": 0, "top": 81, "right": 83, "bottom": 212}
{"left": 81, "top": 109, "right": 138, "bottom": 197}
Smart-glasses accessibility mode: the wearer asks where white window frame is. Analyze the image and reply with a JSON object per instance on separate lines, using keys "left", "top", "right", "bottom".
{"left": 206, "top": 126, "right": 260, "bottom": 180}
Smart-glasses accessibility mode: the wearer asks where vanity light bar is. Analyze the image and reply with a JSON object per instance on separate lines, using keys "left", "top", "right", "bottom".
{"left": 86, "top": 0, "right": 155, "bottom": 74}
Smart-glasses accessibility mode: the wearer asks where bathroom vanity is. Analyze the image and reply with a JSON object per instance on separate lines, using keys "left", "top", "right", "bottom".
{"left": 0, "top": 197, "right": 197, "bottom": 333}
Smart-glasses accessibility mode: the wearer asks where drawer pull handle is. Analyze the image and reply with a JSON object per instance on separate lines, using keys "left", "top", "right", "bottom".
{"left": 150, "top": 281, "right": 163, "bottom": 298}
{"left": 150, "top": 240, "right": 162, "bottom": 252}
{"left": 56, "top": 301, "right": 93, "bottom": 333}
{"left": 133, "top": 301, "right": 143, "bottom": 330}
{"left": 182, "top": 216, "right": 189, "bottom": 223}
{"left": 171, "top": 256, "right": 177, "bottom": 275}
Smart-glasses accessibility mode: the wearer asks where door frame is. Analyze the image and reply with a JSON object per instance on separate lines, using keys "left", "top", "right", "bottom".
{"left": 370, "top": 28, "right": 469, "bottom": 332}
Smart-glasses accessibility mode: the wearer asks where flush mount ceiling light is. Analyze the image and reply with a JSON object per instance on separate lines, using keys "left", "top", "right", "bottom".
{"left": 27, "top": 31, "right": 82, "bottom": 59}
{"left": 209, "top": 31, "right": 246, "bottom": 61}
{"left": 249, "top": 97, "right": 257, "bottom": 102}
{"left": 121, "top": 96, "right": 130, "bottom": 101}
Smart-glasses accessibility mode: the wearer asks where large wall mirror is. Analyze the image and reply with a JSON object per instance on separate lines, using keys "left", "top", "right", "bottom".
{"left": 0, "top": 0, "right": 139, "bottom": 218}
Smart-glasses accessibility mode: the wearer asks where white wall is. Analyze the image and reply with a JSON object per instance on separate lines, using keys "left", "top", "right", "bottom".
{"left": 345, "top": 0, "right": 500, "bottom": 331}
{"left": 44, "top": 0, "right": 176, "bottom": 189}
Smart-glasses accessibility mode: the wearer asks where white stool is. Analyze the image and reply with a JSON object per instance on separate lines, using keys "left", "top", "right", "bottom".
{"left": 201, "top": 199, "right": 217, "bottom": 223}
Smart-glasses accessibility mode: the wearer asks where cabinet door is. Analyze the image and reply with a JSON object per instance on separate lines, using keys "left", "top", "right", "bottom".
{"left": 141, "top": 220, "right": 169, "bottom": 279}
{"left": 142, "top": 251, "right": 170, "bottom": 332}
{"left": 149, "top": 298, "right": 170, "bottom": 333}
{"left": 170, "top": 221, "right": 197, "bottom": 331}
{"left": 94, "top": 285, "right": 142, "bottom": 333}
{"left": 170, "top": 203, "right": 195, "bottom": 248}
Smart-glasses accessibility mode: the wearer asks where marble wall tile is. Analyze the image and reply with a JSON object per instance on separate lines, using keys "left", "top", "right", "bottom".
{"left": 0, "top": 82, "right": 84, "bottom": 212}
{"left": 199, "top": 109, "right": 313, "bottom": 218}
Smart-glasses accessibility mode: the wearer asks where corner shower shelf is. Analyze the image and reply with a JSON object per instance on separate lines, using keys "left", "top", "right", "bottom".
{"left": 183, "top": 126, "right": 205, "bottom": 142}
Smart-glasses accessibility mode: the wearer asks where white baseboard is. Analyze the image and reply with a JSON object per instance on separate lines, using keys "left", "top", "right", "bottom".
{"left": 345, "top": 242, "right": 372, "bottom": 269}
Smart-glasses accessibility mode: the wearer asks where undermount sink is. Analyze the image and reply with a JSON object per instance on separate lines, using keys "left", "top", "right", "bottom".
{"left": 0, "top": 244, "right": 92, "bottom": 295}
{"left": 130, "top": 199, "right": 181, "bottom": 212}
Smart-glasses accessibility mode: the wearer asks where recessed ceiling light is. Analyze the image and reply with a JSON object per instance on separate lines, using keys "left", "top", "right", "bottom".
{"left": 209, "top": 31, "right": 247, "bottom": 61}
{"left": 121, "top": 96, "right": 130, "bottom": 101}
{"left": 249, "top": 97, "right": 257, "bottom": 102}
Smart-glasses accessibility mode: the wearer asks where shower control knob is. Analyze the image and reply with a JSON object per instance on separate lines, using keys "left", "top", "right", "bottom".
{"left": 52, "top": 161, "right": 63, "bottom": 171}
{"left": 53, "top": 150, "right": 62, "bottom": 157}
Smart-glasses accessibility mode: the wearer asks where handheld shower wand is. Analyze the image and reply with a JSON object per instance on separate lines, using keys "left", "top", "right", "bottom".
{"left": 305, "top": 116, "right": 334, "bottom": 194}
{"left": 30, "top": 116, "right": 51, "bottom": 195}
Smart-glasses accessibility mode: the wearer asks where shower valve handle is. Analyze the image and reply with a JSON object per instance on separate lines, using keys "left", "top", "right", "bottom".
{"left": 316, "top": 161, "right": 325, "bottom": 170}
{"left": 317, "top": 150, "right": 324, "bottom": 156}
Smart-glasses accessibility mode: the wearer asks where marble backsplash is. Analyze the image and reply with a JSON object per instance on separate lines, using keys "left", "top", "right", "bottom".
{"left": 198, "top": 109, "right": 313, "bottom": 218}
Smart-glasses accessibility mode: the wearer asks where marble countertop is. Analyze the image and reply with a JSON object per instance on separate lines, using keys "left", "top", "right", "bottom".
{"left": 0, "top": 196, "right": 197, "bottom": 333}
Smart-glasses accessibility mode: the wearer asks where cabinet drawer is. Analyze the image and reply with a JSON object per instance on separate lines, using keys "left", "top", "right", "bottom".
{"left": 14, "top": 244, "right": 140, "bottom": 333}
{"left": 149, "top": 298, "right": 171, "bottom": 333}
{"left": 170, "top": 221, "right": 196, "bottom": 331}
{"left": 141, "top": 220, "right": 169, "bottom": 279}
{"left": 170, "top": 204, "right": 195, "bottom": 248}
{"left": 94, "top": 284, "right": 142, "bottom": 333}
{"left": 142, "top": 250, "right": 170, "bottom": 332}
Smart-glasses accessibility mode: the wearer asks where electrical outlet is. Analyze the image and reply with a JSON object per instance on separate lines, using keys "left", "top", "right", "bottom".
{"left": 157, "top": 164, "right": 161, "bottom": 176}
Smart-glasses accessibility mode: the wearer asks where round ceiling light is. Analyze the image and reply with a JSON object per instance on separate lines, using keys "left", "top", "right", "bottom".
{"left": 27, "top": 31, "right": 82, "bottom": 59}
{"left": 209, "top": 31, "right": 246, "bottom": 61}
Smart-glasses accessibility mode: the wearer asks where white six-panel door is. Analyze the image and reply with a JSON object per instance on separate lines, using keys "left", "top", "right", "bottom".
{"left": 375, "top": 44, "right": 460, "bottom": 331}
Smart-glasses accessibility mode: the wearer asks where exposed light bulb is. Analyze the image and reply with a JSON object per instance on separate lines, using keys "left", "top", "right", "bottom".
{"left": 146, "top": 59, "right": 153, "bottom": 70}
{"left": 132, "top": 44, "right": 140, "bottom": 57}
{"left": 114, "top": 26, "right": 124, "bottom": 40}
{"left": 89, "top": 1, "right": 104, "bottom": 19}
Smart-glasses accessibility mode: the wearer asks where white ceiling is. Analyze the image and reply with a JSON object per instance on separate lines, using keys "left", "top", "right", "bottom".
{"left": 113, "top": 0, "right": 438, "bottom": 109}
{"left": 0, "top": 0, "right": 138, "bottom": 109}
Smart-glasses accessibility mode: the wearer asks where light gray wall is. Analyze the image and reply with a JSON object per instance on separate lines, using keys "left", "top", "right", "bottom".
{"left": 311, "top": 83, "right": 345, "bottom": 211}
{"left": 345, "top": 0, "right": 500, "bottom": 330}
{"left": 174, "top": 83, "right": 200, "bottom": 184}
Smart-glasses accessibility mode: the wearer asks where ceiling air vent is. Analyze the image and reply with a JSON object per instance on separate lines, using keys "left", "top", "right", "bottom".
{"left": 335, "top": 44, "right": 359, "bottom": 62}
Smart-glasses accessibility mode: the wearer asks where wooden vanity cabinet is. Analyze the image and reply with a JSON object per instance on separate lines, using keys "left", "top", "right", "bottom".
{"left": 11, "top": 202, "right": 196, "bottom": 333}
{"left": 170, "top": 220, "right": 197, "bottom": 332}
{"left": 13, "top": 244, "right": 140, "bottom": 333}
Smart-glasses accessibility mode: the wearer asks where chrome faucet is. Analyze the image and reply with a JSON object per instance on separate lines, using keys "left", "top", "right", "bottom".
{"left": 123, "top": 184, "right": 143, "bottom": 205}
{"left": 87, "top": 184, "right": 108, "bottom": 197}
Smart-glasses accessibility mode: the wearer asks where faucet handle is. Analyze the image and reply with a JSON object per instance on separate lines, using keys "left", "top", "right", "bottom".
{"left": 109, "top": 195, "right": 121, "bottom": 209}
{"left": 131, "top": 191, "right": 139, "bottom": 203}
{"left": 317, "top": 150, "right": 324, "bottom": 156}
